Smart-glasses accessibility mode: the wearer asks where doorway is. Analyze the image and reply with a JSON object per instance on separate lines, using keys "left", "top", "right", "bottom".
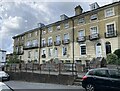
{"left": 96, "top": 43, "right": 102, "bottom": 57}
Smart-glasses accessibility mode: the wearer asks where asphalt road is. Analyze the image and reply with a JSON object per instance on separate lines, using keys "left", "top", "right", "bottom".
{"left": 5, "top": 81, "right": 85, "bottom": 91}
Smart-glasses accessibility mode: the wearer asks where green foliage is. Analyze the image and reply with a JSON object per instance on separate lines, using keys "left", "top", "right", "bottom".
{"left": 117, "top": 59, "right": 120, "bottom": 65}
{"left": 106, "top": 53, "right": 118, "bottom": 65}
{"left": 114, "top": 49, "right": 120, "bottom": 59}
{"left": 7, "top": 52, "right": 21, "bottom": 64}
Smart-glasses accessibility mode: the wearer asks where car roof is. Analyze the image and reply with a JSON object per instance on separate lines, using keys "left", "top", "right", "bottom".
{"left": 88, "top": 68, "right": 118, "bottom": 72}
{"left": 0, "top": 71, "right": 6, "bottom": 73}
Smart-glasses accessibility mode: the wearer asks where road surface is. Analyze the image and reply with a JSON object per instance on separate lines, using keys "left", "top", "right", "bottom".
{"left": 5, "top": 81, "right": 85, "bottom": 91}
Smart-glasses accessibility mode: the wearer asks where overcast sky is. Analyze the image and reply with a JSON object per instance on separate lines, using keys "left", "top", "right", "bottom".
{"left": 0, "top": 0, "right": 116, "bottom": 53}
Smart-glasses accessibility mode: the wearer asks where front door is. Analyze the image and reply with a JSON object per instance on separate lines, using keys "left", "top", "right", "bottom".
{"left": 96, "top": 43, "right": 102, "bottom": 57}
{"left": 105, "top": 42, "right": 111, "bottom": 55}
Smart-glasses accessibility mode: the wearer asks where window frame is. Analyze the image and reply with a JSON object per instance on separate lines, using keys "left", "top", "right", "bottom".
{"left": 48, "top": 48, "right": 53, "bottom": 57}
{"left": 78, "top": 29, "right": 85, "bottom": 37}
{"left": 64, "top": 33, "right": 69, "bottom": 40}
{"left": 105, "top": 7, "right": 115, "bottom": 18}
{"left": 105, "top": 22, "right": 116, "bottom": 34}
{"left": 56, "top": 25, "right": 61, "bottom": 30}
{"left": 64, "top": 22, "right": 69, "bottom": 29}
{"left": 48, "top": 37, "right": 52, "bottom": 45}
{"left": 62, "top": 46, "right": 67, "bottom": 56}
{"left": 48, "top": 27, "right": 53, "bottom": 33}
{"left": 78, "top": 17, "right": 85, "bottom": 24}
{"left": 80, "top": 44, "right": 86, "bottom": 55}
{"left": 42, "top": 38, "right": 46, "bottom": 45}
{"left": 90, "top": 26, "right": 98, "bottom": 34}
{"left": 90, "top": 14, "right": 98, "bottom": 21}
{"left": 28, "top": 51, "right": 31, "bottom": 58}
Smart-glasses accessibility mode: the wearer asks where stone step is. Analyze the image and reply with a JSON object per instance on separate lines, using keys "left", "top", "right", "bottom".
{"left": 74, "top": 78, "right": 82, "bottom": 82}
{"left": 72, "top": 77, "right": 82, "bottom": 86}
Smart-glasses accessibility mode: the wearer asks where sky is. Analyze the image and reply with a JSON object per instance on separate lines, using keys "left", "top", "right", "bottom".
{"left": 0, "top": 0, "right": 117, "bottom": 53}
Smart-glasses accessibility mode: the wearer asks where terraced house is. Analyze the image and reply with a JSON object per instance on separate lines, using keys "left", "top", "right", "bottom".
{"left": 13, "top": 1, "right": 120, "bottom": 67}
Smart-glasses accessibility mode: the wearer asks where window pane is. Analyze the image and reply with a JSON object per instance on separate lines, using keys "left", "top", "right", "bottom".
{"left": 64, "top": 34, "right": 69, "bottom": 40}
{"left": 64, "top": 22, "right": 69, "bottom": 29}
{"left": 78, "top": 30, "right": 84, "bottom": 36}
{"left": 49, "top": 48, "right": 53, "bottom": 57}
{"left": 90, "top": 27, "right": 97, "bottom": 34}
{"left": 105, "top": 8, "right": 114, "bottom": 17}
{"left": 109, "top": 70, "right": 120, "bottom": 79}
{"left": 107, "top": 24, "right": 114, "bottom": 34}
{"left": 80, "top": 45, "right": 86, "bottom": 55}
{"left": 56, "top": 35, "right": 60, "bottom": 41}
{"left": 91, "top": 14, "right": 97, "bottom": 20}
{"left": 94, "top": 70, "right": 108, "bottom": 77}
{"left": 63, "top": 47, "right": 67, "bottom": 56}
{"left": 78, "top": 18, "right": 85, "bottom": 24}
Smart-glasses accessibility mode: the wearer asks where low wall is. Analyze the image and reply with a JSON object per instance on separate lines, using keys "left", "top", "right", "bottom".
{"left": 6, "top": 72, "right": 75, "bottom": 85}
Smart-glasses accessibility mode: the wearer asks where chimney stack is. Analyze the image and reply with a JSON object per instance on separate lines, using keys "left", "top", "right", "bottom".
{"left": 75, "top": 5, "right": 83, "bottom": 15}
{"left": 38, "top": 23, "right": 45, "bottom": 28}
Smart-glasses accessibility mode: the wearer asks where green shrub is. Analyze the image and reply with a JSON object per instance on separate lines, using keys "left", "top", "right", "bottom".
{"left": 114, "top": 49, "right": 120, "bottom": 59}
{"left": 106, "top": 53, "right": 118, "bottom": 65}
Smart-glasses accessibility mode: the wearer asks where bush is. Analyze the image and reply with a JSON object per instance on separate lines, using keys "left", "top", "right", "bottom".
{"left": 106, "top": 53, "right": 118, "bottom": 65}
{"left": 114, "top": 49, "right": 120, "bottom": 59}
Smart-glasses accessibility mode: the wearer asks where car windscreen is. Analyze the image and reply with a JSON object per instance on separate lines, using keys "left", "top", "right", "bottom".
{"left": 109, "top": 70, "right": 120, "bottom": 79}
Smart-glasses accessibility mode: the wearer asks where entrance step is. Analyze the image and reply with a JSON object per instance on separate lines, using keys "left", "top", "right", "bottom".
{"left": 72, "top": 77, "right": 82, "bottom": 86}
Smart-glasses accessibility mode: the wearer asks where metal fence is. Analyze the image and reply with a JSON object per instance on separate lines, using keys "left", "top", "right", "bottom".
{"left": 4, "top": 63, "right": 86, "bottom": 75}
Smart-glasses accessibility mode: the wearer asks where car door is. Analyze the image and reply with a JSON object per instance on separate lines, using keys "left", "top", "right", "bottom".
{"left": 93, "top": 69, "right": 111, "bottom": 89}
{"left": 109, "top": 69, "right": 120, "bottom": 90}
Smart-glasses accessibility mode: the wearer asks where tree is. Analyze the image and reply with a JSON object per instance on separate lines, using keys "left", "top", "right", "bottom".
{"left": 7, "top": 52, "right": 21, "bottom": 64}
{"left": 114, "top": 49, "right": 120, "bottom": 59}
{"left": 106, "top": 53, "right": 118, "bottom": 65}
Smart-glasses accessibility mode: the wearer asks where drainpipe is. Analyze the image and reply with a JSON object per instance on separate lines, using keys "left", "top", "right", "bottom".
{"left": 71, "top": 18, "right": 75, "bottom": 76}
{"left": 38, "top": 24, "right": 42, "bottom": 65}
{"left": 38, "top": 28, "right": 41, "bottom": 64}
{"left": 38, "top": 26, "right": 42, "bottom": 73}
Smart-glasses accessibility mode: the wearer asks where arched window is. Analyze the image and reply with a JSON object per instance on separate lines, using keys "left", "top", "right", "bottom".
{"left": 97, "top": 43, "right": 101, "bottom": 46}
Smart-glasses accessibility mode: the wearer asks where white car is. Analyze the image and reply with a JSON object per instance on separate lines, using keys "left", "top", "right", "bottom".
{"left": 0, "top": 71, "right": 10, "bottom": 82}
{"left": 0, "top": 82, "right": 13, "bottom": 91}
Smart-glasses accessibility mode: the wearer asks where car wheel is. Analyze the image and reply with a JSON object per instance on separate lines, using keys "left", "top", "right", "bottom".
{"left": 85, "top": 84, "right": 95, "bottom": 91}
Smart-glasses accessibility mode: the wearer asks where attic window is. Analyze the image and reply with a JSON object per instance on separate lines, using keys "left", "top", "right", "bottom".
{"left": 56, "top": 25, "right": 60, "bottom": 30}
{"left": 64, "top": 22, "right": 69, "bottom": 29}
{"left": 91, "top": 14, "right": 97, "bottom": 21}
{"left": 78, "top": 18, "right": 85, "bottom": 24}
{"left": 42, "top": 30, "right": 46, "bottom": 34}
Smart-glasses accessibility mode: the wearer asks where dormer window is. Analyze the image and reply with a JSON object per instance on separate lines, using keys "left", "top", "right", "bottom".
{"left": 91, "top": 14, "right": 97, "bottom": 21}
